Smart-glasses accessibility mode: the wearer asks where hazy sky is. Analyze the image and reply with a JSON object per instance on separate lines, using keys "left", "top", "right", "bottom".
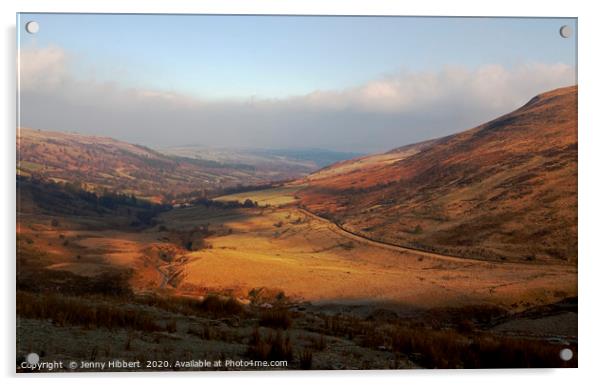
{"left": 18, "top": 14, "right": 577, "bottom": 153}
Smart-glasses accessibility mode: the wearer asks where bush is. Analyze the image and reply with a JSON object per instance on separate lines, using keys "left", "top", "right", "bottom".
{"left": 197, "top": 294, "right": 244, "bottom": 315}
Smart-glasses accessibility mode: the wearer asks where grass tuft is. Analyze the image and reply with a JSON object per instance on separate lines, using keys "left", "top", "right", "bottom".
{"left": 259, "top": 308, "right": 292, "bottom": 330}
{"left": 247, "top": 328, "right": 294, "bottom": 362}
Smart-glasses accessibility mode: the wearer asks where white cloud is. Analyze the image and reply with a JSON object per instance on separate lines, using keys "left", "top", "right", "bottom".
{"left": 19, "top": 46, "right": 68, "bottom": 90}
{"left": 18, "top": 46, "right": 576, "bottom": 153}
{"left": 297, "top": 63, "right": 574, "bottom": 113}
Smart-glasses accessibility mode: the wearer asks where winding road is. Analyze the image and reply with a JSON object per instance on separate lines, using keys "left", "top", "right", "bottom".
{"left": 295, "top": 207, "right": 566, "bottom": 267}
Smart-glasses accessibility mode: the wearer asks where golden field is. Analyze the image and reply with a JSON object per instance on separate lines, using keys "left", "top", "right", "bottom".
{"left": 18, "top": 184, "right": 576, "bottom": 311}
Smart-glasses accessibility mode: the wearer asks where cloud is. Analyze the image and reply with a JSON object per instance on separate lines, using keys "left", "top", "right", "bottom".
{"left": 298, "top": 63, "right": 574, "bottom": 114}
{"left": 19, "top": 46, "right": 576, "bottom": 153}
{"left": 19, "top": 45, "right": 68, "bottom": 90}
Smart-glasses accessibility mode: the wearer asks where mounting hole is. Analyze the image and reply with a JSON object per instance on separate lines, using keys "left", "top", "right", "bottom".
{"left": 559, "top": 348, "right": 573, "bottom": 361}
{"left": 559, "top": 25, "right": 572, "bottom": 38}
{"left": 26, "top": 352, "right": 40, "bottom": 365}
{"left": 25, "top": 21, "right": 39, "bottom": 34}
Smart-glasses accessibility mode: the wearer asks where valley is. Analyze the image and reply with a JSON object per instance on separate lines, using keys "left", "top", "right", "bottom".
{"left": 17, "top": 128, "right": 355, "bottom": 202}
{"left": 17, "top": 178, "right": 577, "bottom": 370}
{"left": 16, "top": 86, "right": 578, "bottom": 370}
{"left": 19, "top": 181, "right": 576, "bottom": 311}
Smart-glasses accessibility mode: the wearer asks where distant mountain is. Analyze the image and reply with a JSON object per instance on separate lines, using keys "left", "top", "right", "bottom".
{"left": 161, "top": 146, "right": 362, "bottom": 173}
{"left": 252, "top": 148, "right": 363, "bottom": 168}
{"left": 298, "top": 86, "right": 577, "bottom": 263}
{"left": 16, "top": 129, "right": 315, "bottom": 201}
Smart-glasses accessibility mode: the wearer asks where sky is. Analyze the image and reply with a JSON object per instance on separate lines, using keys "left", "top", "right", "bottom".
{"left": 18, "top": 14, "right": 577, "bottom": 153}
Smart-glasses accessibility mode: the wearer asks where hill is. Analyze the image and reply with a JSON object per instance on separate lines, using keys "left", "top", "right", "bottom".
{"left": 298, "top": 86, "right": 578, "bottom": 263}
{"left": 160, "top": 146, "right": 361, "bottom": 179}
{"left": 16, "top": 128, "right": 324, "bottom": 201}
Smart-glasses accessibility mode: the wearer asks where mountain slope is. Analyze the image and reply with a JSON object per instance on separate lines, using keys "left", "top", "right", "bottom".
{"left": 17, "top": 129, "right": 314, "bottom": 201}
{"left": 298, "top": 86, "right": 577, "bottom": 263}
{"left": 161, "top": 146, "right": 361, "bottom": 177}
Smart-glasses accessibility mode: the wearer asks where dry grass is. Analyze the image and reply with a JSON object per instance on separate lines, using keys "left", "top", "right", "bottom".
{"left": 309, "top": 334, "right": 327, "bottom": 351}
{"left": 215, "top": 186, "right": 302, "bottom": 207}
{"left": 299, "top": 349, "right": 313, "bottom": 369}
{"left": 259, "top": 308, "right": 292, "bottom": 330}
{"left": 17, "top": 291, "right": 161, "bottom": 332}
{"left": 176, "top": 203, "right": 576, "bottom": 310}
{"left": 389, "top": 326, "right": 573, "bottom": 368}
{"left": 299, "top": 86, "right": 577, "bottom": 264}
{"left": 136, "top": 293, "right": 245, "bottom": 317}
{"left": 246, "top": 328, "right": 294, "bottom": 362}
{"left": 316, "top": 312, "right": 575, "bottom": 368}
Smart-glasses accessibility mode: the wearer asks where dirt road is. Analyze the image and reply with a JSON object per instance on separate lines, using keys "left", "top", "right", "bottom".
{"left": 296, "top": 207, "right": 569, "bottom": 268}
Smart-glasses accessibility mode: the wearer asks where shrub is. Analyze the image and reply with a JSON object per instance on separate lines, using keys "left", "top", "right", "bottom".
{"left": 248, "top": 288, "right": 288, "bottom": 305}
{"left": 197, "top": 294, "right": 244, "bottom": 316}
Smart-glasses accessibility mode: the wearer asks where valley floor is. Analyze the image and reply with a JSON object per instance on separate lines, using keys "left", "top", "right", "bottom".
{"left": 19, "top": 185, "right": 577, "bottom": 311}
{"left": 16, "top": 185, "right": 578, "bottom": 370}
{"left": 161, "top": 194, "right": 576, "bottom": 311}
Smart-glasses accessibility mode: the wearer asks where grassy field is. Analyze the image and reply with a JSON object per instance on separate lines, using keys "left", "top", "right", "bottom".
{"left": 214, "top": 185, "right": 304, "bottom": 207}
{"left": 18, "top": 183, "right": 577, "bottom": 310}
{"left": 17, "top": 183, "right": 578, "bottom": 370}
{"left": 157, "top": 199, "right": 576, "bottom": 310}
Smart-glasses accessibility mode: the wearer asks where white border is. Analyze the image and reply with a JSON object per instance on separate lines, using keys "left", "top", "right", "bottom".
{"left": 3, "top": 1, "right": 601, "bottom": 385}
